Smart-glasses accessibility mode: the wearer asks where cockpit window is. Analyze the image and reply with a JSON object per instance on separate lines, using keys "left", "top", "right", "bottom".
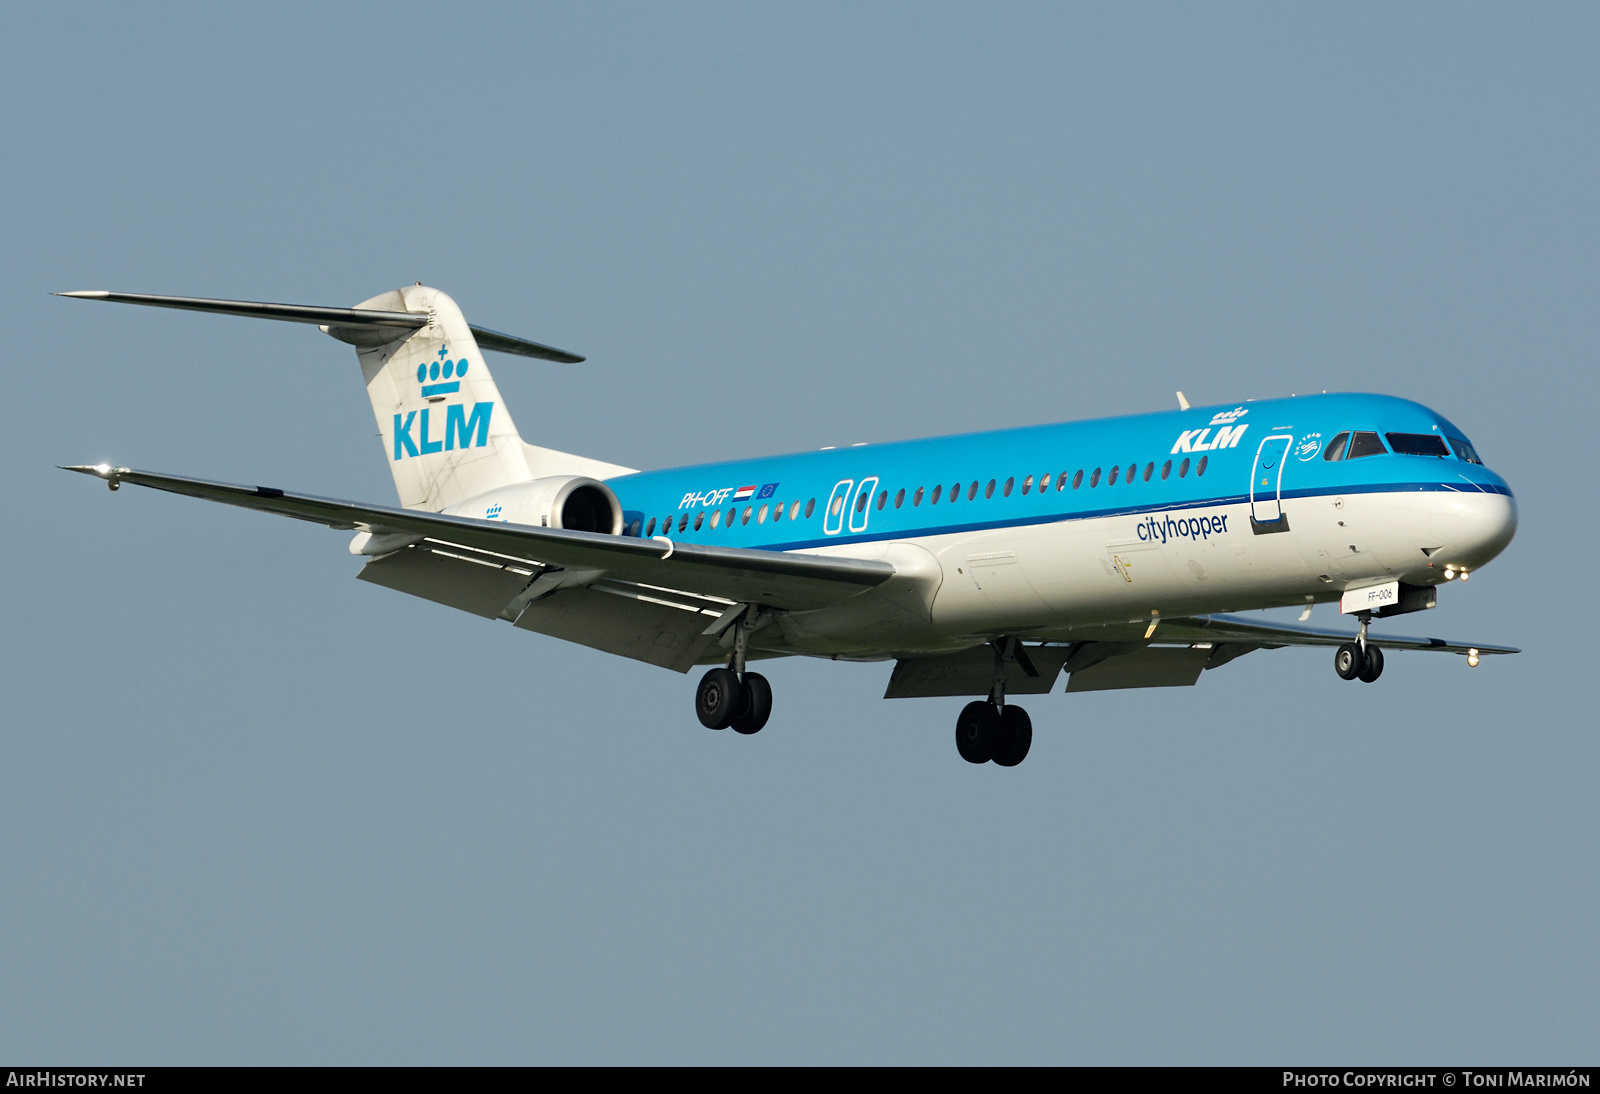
{"left": 1386, "top": 432, "right": 1450, "bottom": 457}
{"left": 1448, "top": 436, "right": 1483, "bottom": 464}
{"left": 1323, "top": 431, "right": 1351, "bottom": 461}
{"left": 1346, "top": 431, "right": 1387, "bottom": 459}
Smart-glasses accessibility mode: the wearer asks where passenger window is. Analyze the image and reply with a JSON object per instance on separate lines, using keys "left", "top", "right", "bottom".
{"left": 1161, "top": 460, "right": 1172, "bottom": 480}
{"left": 1143, "top": 462, "right": 1154, "bottom": 482}
{"left": 710, "top": 509, "right": 722, "bottom": 528}
{"left": 1003, "top": 477, "right": 1014, "bottom": 497}
{"left": 1347, "top": 431, "right": 1387, "bottom": 459}
{"left": 678, "top": 514, "right": 689, "bottom": 533}
{"left": 1385, "top": 432, "right": 1450, "bottom": 457}
{"left": 742, "top": 506, "right": 752, "bottom": 525}
{"left": 727, "top": 507, "right": 737, "bottom": 527}
{"left": 985, "top": 479, "right": 996, "bottom": 499}
{"left": 1179, "top": 458, "right": 1190, "bottom": 477}
{"left": 894, "top": 488, "right": 905, "bottom": 508}
{"left": 791, "top": 500, "right": 802, "bottom": 520}
{"left": 1323, "top": 431, "right": 1350, "bottom": 461}
{"left": 1039, "top": 472, "right": 1051, "bottom": 493}
{"left": 1021, "top": 474, "right": 1033, "bottom": 494}
{"left": 1197, "top": 456, "right": 1208, "bottom": 476}
{"left": 770, "top": 503, "right": 782, "bottom": 523}
{"left": 1448, "top": 436, "right": 1483, "bottom": 464}
{"left": 951, "top": 481, "right": 962, "bottom": 502}
{"left": 804, "top": 499, "right": 815, "bottom": 518}
{"left": 694, "top": 512, "right": 704, "bottom": 531}
{"left": 645, "top": 517, "right": 656, "bottom": 536}
{"left": 830, "top": 495, "right": 845, "bottom": 517}
{"left": 931, "top": 484, "right": 942, "bottom": 504}
{"left": 1108, "top": 465, "right": 1120, "bottom": 485}
{"left": 756, "top": 505, "right": 767, "bottom": 523}
{"left": 855, "top": 492, "right": 868, "bottom": 515}
{"left": 1090, "top": 467, "right": 1101, "bottom": 487}
{"left": 914, "top": 486, "right": 924, "bottom": 506}
{"left": 968, "top": 482, "right": 979, "bottom": 501}
{"left": 1072, "top": 469, "right": 1083, "bottom": 489}
{"left": 876, "top": 490, "right": 887, "bottom": 511}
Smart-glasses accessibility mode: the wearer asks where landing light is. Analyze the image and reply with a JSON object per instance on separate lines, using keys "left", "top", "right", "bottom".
{"left": 1467, "top": 648, "right": 1481, "bottom": 668}
{"left": 94, "top": 462, "right": 111, "bottom": 474}
{"left": 1444, "top": 568, "right": 1456, "bottom": 580}
{"left": 1460, "top": 570, "right": 1470, "bottom": 582}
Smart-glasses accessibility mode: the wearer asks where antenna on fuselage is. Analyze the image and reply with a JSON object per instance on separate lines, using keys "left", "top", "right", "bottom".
{"left": 1176, "top": 391, "right": 1191, "bottom": 411}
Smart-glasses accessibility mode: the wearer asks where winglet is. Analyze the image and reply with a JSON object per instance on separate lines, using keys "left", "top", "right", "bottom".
{"left": 1176, "top": 391, "right": 1191, "bottom": 411}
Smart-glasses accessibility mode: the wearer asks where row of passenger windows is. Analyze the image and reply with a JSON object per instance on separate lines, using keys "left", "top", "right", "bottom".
{"left": 1324, "top": 431, "right": 1483, "bottom": 464}
{"left": 630, "top": 454, "right": 1211, "bottom": 537}
{"left": 639, "top": 497, "right": 817, "bottom": 538}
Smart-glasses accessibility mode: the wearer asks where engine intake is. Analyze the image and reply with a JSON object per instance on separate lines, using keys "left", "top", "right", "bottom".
{"left": 443, "top": 475, "right": 624, "bottom": 534}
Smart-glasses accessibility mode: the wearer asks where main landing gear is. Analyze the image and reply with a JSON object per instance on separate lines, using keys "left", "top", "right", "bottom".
{"left": 694, "top": 606, "right": 773, "bottom": 734}
{"left": 955, "top": 637, "right": 1034, "bottom": 767}
{"left": 695, "top": 667, "right": 772, "bottom": 734}
{"left": 1334, "top": 611, "right": 1385, "bottom": 684}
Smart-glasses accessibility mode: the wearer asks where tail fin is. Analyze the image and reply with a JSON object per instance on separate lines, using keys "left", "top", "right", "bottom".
{"left": 345, "top": 285, "right": 544, "bottom": 510}
{"left": 57, "top": 285, "right": 634, "bottom": 510}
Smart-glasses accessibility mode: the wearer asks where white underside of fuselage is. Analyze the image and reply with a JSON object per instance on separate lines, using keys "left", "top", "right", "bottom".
{"left": 766, "top": 488, "right": 1516, "bottom": 659}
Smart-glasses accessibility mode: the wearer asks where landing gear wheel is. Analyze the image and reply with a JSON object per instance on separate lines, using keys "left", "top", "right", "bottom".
{"left": 1334, "top": 642, "right": 1367, "bottom": 681}
{"left": 992, "top": 705, "right": 1033, "bottom": 767}
{"left": 730, "top": 672, "right": 771, "bottom": 734}
{"left": 696, "top": 668, "right": 743, "bottom": 729}
{"left": 1357, "top": 645, "right": 1384, "bottom": 683}
{"left": 955, "top": 701, "right": 999, "bottom": 764}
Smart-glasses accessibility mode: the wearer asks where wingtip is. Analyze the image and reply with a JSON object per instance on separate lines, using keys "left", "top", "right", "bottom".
{"left": 61, "top": 463, "right": 124, "bottom": 477}
{"left": 54, "top": 290, "right": 110, "bottom": 299}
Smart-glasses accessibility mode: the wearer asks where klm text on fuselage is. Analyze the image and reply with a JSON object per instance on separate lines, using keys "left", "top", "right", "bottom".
{"left": 393, "top": 403, "right": 493, "bottom": 460}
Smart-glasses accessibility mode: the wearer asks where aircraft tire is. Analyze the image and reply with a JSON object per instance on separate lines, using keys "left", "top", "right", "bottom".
{"left": 1358, "top": 645, "right": 1384, "bottom": 683}
{"left": 992, "top": 705, "right": 1033, "bottom": 767}
{"left": 1334, "top": 643, "right": 1366, "bottom": 681}
{"left": 730, "top": 672, "right": 772, "bottom": 734}
{"left": 955, "top": 701, "right": 999, "bottom": 764}
{"left": 696, "top": 668, "right": 743, "bottom": 729}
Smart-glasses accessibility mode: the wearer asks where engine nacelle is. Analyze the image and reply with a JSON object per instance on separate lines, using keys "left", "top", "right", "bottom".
{"left": 444, "top": 475, "right": 624, "bottom": 534}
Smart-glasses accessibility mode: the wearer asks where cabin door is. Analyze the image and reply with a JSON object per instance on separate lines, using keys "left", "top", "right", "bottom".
{"left": 1249, "top": 434, "right": 1294, "bottom": 534}
{"left": 823, "top": 479, "right": 854, "bottom": 536}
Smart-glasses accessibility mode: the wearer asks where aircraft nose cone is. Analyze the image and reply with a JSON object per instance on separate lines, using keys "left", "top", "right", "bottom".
{"left": 1427, "top": 491, "right": 1517, "bottom": 570}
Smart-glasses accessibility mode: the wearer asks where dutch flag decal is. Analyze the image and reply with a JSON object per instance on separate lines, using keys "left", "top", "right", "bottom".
{"left": 733, "top": 485, "right": 757, "bottom": 500}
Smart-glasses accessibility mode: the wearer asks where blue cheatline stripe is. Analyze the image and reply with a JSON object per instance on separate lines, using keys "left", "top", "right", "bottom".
{"left": 668, "top": 480, "right": 1513, "bottom": 554}
{"left": 420, "top": 381, "right": 460, "bottom": 397}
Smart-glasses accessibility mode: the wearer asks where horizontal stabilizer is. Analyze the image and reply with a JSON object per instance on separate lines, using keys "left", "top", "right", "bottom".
{"left": 54, "top": 290, "right": 585, "bottom": 363}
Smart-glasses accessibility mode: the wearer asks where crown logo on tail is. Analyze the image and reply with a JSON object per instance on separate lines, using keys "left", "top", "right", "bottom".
{"left": 417, "top": 343, "right": 470, "bottom": 397}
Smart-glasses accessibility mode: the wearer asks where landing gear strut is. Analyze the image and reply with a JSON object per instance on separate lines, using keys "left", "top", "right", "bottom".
{"left": 1334, "top": 611, "right": 1385, "bottom": 683}
{"left": 694, "top": 606, "right": 773, "bottom": 734}
{"left": 954, "top": 638, "right": 1034, "bottom": 766}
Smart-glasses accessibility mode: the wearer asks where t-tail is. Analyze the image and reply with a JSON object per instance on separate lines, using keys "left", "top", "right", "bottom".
{"left": 56, "top": 285, "right": 633, "bottom": 510}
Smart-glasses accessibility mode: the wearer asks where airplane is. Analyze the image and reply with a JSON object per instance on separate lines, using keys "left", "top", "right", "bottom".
{"left": 58, "top": 285, "right": 1519, "bottom": 767}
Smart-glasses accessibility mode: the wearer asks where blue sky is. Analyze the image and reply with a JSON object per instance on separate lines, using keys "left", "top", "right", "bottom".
{"left": 2, "top": 2, "right": 1595, "bottom": 1063}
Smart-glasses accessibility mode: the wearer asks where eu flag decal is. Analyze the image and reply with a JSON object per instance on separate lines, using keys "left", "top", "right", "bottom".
{"left": 755, "top": 483, "right": 779, "bottom": 500}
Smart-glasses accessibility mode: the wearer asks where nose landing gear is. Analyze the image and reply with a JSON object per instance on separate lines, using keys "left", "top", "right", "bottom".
{"left": 1334, "top": 612, "right": 1385, "bottom": 683}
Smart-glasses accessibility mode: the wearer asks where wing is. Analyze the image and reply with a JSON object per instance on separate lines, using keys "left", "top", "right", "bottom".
{"left": 64, "top": 464, "right": 892, "bottom": 612}
{"left": 1154, "top": 612, "right": 1518, "bottom": 656}
{"left": 885, "top": 613, "right": 1517, "bottom": 698}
